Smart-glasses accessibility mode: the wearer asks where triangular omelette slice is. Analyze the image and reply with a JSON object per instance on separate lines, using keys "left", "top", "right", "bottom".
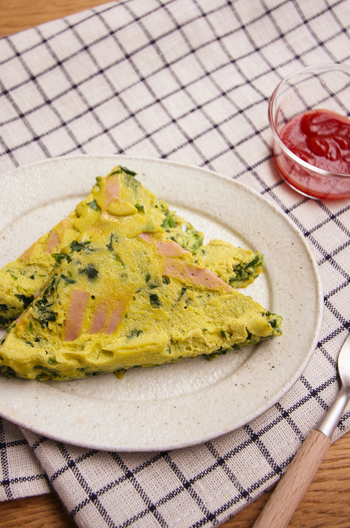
{"left": 0, "top": 194, "right": 282, "bottom": 381}
{"left": 0, "top": 166, "right": 134, "bottom": 326}
{"left": 0, "top": 166, "right": 201, "bottom": 326}
{"left": 0, "top": 166, "right": 262, "bottom": 327}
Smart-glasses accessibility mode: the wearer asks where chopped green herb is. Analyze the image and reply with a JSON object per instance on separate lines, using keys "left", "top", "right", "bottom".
{"left": 205, "top": 348, "right": 229, "bottom": 361}
{"left": 79, "top": 264, "right": 98, "bottom": 280}
{"left": 135, "top": 203, "right": 145, "bottom": 213}
{"left": 33, "top": 365, "right": 60, "bottom": 378}
{"left": 34, "top": 295, "right": 57, "bottom": 328}
{"left": 61, "top": 274, "right": 76, "bottom": 285}
{"left": 51, "top": 253, "right": 66, "bottom": 264}
{"left": 190, "top": 233, "right": 203, "bottom": 253}
{"left": 37, "top": 309, "right": 56, "bottom": 328}
{"left": 70, "top": 240, "right": 91, "bottom": 252}
{"left": 107, "top": 234, "right": 118, "bottom": 251}
{"left": 161, "top": 211, "right": 177, "bottom": 229}
{"left": 110, "top": 166, "right": 137, "bottom": 177}
{"left": 149, "top": 293, "right": 160, "bottom": 308}
{"left": 14, "top": 294, "right": 34, "bottom": 309}
{"left": 177, "top": 287, "right": 187, "bottom": 301}
{"left": 113, "top": 253, "right": 124, "bottom": 266}
{"left": 229, "top": 253, "right": 263, "bottom": 285}
{"left": 120, "top": 166, "right": 136, "bottom": 176}
{"left": 249, "top": 255, "right": 262, "bottom": 267}
{"left": 47, "top": 357, "right": 57, "bottom": 365}
{"left": 127, "top": 329, "right": 143, "bottom": 339}
{"left": 0, "top": 365, "right": 16, "bottom": 378}
{"left": 87, "top": 199, "right": 100, "bottom": 211}
{"left": 43, "top": 276, "right": 56, "bottom": 296}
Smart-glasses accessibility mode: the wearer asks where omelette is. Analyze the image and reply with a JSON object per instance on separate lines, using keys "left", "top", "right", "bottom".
{"left": 0, "top": 171, "right": 282, "bottom": 381}
{"left": 0, "top": 167, "right": 262, "bottom": 327}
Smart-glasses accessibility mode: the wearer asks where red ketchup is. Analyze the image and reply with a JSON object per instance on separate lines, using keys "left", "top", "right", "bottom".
{"left": 275, "top": 109, "right": 350, "bottom": 199}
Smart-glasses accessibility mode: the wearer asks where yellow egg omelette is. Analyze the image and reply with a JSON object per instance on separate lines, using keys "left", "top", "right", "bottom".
{"left": 0, "top": 167, "right": 262, "bottom": 327}
{"left": 0, "top": 167, "right": 282, "bottom": 381}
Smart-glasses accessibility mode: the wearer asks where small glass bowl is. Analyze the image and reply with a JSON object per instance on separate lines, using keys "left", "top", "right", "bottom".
{"left": 268, "top": 64, "right": 350, "bottom": 200}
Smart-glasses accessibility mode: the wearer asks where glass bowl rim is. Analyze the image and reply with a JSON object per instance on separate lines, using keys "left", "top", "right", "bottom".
{"left": 268, "top": 63, "right": 350, "bottom": 180}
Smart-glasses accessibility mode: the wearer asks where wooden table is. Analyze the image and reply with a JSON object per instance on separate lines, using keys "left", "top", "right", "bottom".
{"left": 0, "top": 2, "right": 350, "bottom": 527}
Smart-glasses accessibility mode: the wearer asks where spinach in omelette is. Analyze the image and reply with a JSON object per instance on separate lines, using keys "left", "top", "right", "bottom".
{"left": 0, "top": 167, "right": 281, "bottom": 381}
{"left": 0, "top": 167, "right": 262, "bottom": 327}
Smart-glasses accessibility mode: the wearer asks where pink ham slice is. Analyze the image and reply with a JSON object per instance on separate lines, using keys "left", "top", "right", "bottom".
{"left": 138, "top": 232, "right": 189, "bottom": 257}
{"left": 15, "top": 310, "right": 27, "bottom": 325}
{"left": 155, "top": 240, "right": 189, "bottom": 257}
{"left": 45, "top": 231, "right": 61, "bottom": 254}
{"left": 105, "top": 300, "right": 125, "bottom": 335}
{"left": 138, "top": 232, "right": 153, "bottom": 243}
{"left": 19, "top": 243, "right": 35, "bottom": 262}
{"left": 88, "top": 302, "right": 109, "bottom": 334}
{"left": 104, "top": 175, "right": 120, "bottom": 207}
{"left": 163, "top": 258, "right": 232, "bottom": 292}
{"left": 88, "top": 298, "right": 128, "bottom": 335}
{"left": 64, "top": 289, "right": 89, "bottom": 341}
{"left": 45, "top": 214, "right": 74, "bottom": 254}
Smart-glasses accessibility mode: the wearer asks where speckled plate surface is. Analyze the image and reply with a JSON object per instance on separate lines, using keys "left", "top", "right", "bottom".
{"left": 0, "top": 156, "right": 323, "bottom": 451}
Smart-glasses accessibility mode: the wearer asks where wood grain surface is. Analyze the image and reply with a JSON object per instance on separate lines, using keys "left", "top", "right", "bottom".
{"left": 0, "top": 1, "right": 350, "bottom": 527}
{"left": 0, "top": 0, "right": 109, "bottom": 37}
{"left": 252, "top": 430, "right": 333, "bottom": 528}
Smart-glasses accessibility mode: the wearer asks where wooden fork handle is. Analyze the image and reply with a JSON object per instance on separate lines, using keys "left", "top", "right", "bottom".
{"left": 252, "top": 429, "right": 331, "bottom": 528}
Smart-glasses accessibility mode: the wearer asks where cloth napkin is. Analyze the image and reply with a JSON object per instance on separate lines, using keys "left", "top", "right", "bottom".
{"left": 1, "top": 0, "right": 350, "bottom": 526}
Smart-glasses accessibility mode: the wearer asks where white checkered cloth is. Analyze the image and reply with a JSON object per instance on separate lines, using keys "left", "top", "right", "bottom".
{"left": 1, "top": 0, "right": 350, "bottom": 526}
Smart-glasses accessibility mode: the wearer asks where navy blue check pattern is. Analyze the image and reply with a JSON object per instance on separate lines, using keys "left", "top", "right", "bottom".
{"left": 1, "top": 0, "right": 350, "bottom": 526}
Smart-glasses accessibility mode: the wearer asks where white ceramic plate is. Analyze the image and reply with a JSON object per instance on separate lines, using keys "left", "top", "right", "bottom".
{"left": 0, "top": 155, "right": 323, "bottom": 451}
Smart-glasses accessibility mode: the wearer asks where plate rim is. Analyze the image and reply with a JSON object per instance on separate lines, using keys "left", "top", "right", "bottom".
{"left": 0, "top": 154, "right": 323, "bottom": 451}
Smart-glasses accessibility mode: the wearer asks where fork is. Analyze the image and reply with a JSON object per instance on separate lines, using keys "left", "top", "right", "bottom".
{"left": 253, "top": 332, "right": 350, "bottom": 528}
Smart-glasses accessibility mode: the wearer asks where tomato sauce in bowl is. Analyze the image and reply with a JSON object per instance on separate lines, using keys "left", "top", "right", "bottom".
{"left": 274, "top": 109, "right": 350, "bottom": 200}
{"left": 281, "top": 109, "right": 350, "bottom": 174}
{"left": 268, "top": 64, "right": 350, "bottom": 200}
{"left": 272, "top": 109, "right": 350, "bottom": 200}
